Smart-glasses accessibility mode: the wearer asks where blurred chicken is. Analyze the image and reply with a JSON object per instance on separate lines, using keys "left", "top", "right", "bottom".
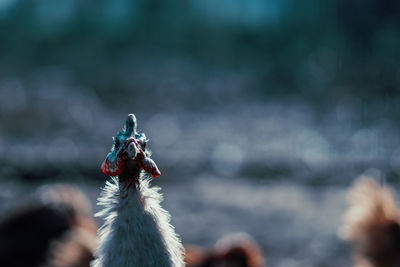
{"left": 185, "top": 232, "right": 265, "bottom": 267}
{"left": 339, "top": 176, "right": 400, "bottom": 267}
{"left": 0, "top": 184, "right": 98, "bottom": 267}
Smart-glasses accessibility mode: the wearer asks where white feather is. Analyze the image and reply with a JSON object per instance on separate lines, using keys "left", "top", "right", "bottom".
{"left": 91, "top": 174, "right": 184, "bottom": 267}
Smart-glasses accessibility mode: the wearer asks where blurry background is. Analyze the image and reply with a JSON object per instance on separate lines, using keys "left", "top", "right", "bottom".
{"left": 0, "top": 0, "right": 400, "bottom": 266}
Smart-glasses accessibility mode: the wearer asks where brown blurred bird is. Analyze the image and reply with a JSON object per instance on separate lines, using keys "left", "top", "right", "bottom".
{"left": 185, "top": 232, "right": 265, "bottom": 267}
{"left": 339, "top": 176, "right": 400, "bottom": 267}
{"left": 0, "top": 184, "right": 98, "bottom": 267}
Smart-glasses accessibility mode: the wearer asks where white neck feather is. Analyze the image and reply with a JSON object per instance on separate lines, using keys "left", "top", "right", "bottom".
{"left": 91, "top": 174, "right": 184, "bottom": 267}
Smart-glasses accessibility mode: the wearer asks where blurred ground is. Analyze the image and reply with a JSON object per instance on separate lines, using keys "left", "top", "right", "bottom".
{"left": 1, "top": 93, "right": 399, "bottom": 184}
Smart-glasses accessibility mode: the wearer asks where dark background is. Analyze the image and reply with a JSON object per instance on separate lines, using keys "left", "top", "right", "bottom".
{"left": 1, "top": 1, "right": 400, "bottom": 266}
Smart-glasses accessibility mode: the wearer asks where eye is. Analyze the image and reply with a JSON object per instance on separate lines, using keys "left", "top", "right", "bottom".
{"left": 114, "top": 139, "right": 120, "bottom": 150}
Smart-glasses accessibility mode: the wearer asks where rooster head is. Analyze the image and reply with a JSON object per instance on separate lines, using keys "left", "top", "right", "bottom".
{"left": 101, "top": 114, "right": 161, "bottom": 178}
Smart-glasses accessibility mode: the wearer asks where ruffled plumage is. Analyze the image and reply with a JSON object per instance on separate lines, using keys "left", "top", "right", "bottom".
{"left": 91, "top": 174, "right": 184, "bottom": 267}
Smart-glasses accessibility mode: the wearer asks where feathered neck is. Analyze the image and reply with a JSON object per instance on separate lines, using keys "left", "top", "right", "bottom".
{"left": 91, "top": 171, "right": 184, "bottom": 267}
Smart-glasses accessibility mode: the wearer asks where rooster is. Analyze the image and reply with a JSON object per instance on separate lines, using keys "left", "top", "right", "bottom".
{"left": 185, "top": 232, "right": 264, "bottom": 267}
{"left": 91, "top": 114, "right": 184, "bottom": 267}
{"left": 0, "top": 184, "right": 98, "bottom": 267}
{"left": 339, "top": 176, "right": 400, "bottom": 267}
